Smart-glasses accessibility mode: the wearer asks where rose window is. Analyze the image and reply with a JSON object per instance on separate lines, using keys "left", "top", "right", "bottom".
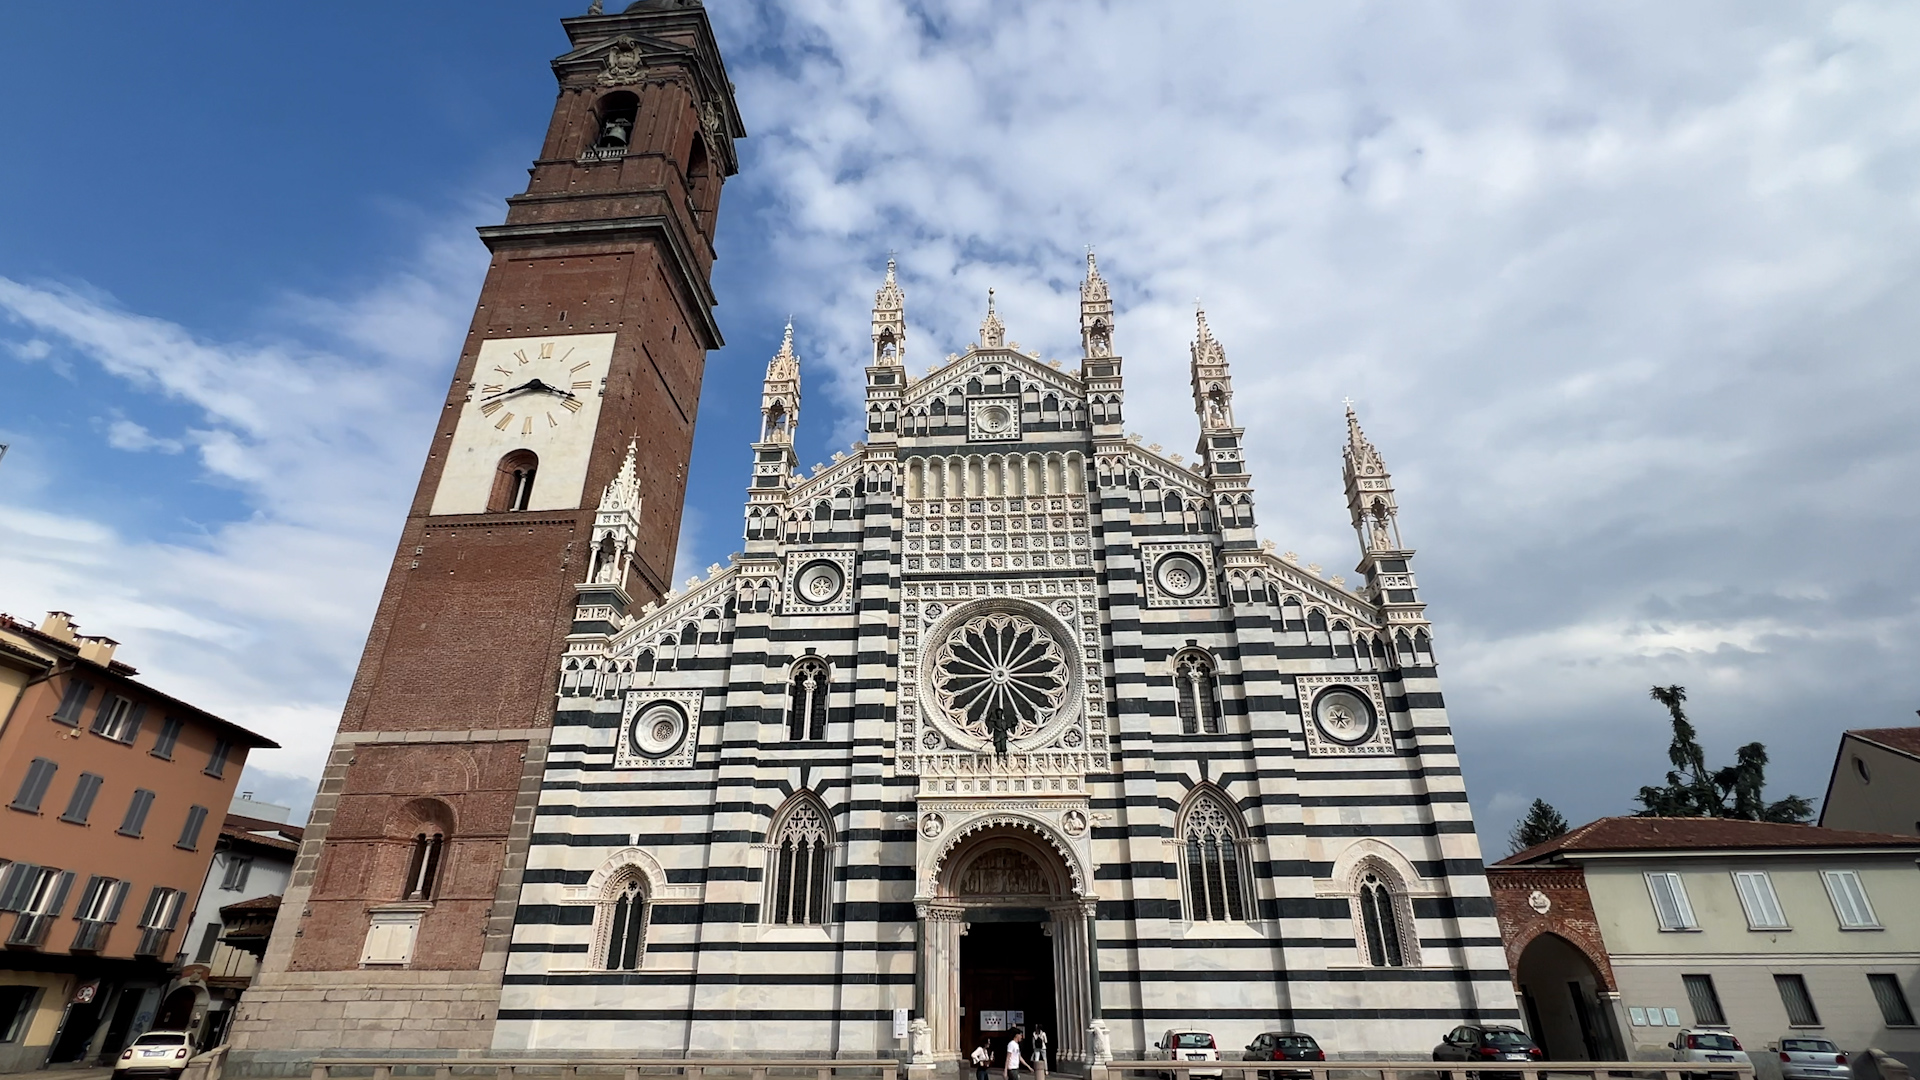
{"left": 933, "top": 613, "right": 1068, "bottom": 744}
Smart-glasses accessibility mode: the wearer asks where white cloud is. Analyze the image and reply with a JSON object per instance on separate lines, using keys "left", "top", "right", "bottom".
{"left": 103, "top": 416, "right": 184, "bottom": 455}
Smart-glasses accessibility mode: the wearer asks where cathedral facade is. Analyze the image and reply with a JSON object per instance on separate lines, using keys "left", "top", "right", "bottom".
{"left": 494, "top": 258, "right": 1515, "bottom": 1061}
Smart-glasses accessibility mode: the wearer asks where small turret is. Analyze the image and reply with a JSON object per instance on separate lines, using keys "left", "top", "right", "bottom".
{"left": 871, "top": 256, "right": 906, "bottom": 367}
{"left": 1342, "top": 402, "right": 1430, "bottom": 651}
{"left": 1188, "top": 306, "right": 1256, "bottom": 541}
{"left": 980, "top": 289, "right": 1006, "bottom": 349}
{"left": 1080, "top": 252, "right": 1114, "bottom": 359}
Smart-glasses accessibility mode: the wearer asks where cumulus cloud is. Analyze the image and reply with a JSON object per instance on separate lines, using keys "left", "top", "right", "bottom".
{"left": 102, "top": 416, "right": 184, "bottom": 455}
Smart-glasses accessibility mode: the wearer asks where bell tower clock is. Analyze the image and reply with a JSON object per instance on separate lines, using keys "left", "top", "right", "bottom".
{"left": 229, "top": 1, "right": 743, "bottom": 1066}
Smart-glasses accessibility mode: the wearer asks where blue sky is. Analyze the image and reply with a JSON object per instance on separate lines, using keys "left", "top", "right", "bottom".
{"left": 4, "top": 2, "right": 1919, "bottom": 842}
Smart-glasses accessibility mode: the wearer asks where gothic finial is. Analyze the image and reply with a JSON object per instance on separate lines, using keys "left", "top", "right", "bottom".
{"left": 587, "top": 0, "right": 603, "bottom": 13}
{"left": 599, "top": 439, "right": 642, "bottom": 513}
{"left": 981, "top": 287, "right": 1006, "bottom": 348}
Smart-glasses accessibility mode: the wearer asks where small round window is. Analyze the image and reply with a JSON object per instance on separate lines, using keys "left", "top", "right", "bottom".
{"left": 629, "top": 702, "right": 688, "bottom": 759}
{"left": 1312, "top": 686, "right": 1378, "bottom": 746}
{"left": 795, "top": 560, "right": 845, "bottom": 605}
{"left": 1154, "top": 553, "right": 1207, "bottom": 599}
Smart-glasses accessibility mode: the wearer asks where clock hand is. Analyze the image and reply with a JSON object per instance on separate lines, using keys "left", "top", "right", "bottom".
{"left": 481, "top": 379, "right": 538, "bottom": 401}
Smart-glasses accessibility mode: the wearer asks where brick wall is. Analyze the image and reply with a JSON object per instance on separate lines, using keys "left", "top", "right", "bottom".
{"left": 1488, "top": 863, "right": 1617, "bottom": 990}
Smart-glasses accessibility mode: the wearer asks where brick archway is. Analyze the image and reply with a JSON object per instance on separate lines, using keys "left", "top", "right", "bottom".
{"left": 1487, "top": 865, "right": 1615, "bottom": 991}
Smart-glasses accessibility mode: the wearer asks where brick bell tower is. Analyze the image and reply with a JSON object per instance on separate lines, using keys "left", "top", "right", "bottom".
{"left": 229, "top": 2, "right": 742, "bottom": 1066}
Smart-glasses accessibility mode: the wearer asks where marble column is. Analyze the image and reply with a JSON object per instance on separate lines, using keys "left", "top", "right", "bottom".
{"left": 919, "top": 903, "right": 965, "bottom": 1057}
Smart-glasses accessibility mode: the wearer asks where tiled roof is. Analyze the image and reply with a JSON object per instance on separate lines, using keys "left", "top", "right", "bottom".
{"left": 1496, "top": 816, "right": 1920, "bottom": 865}
{"left": 1849, "top": 727, "right": 1920, "bottom": 759}
{"left": 221, "top": 813, "right": 304, "bottom": 853}
{"left": 219, "top": 893, "right": 283, "bottom": 914}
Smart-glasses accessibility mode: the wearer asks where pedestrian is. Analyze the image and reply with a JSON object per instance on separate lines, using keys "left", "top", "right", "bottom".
{"left": 1032, "top": 1028, "right": 1048, "bottom": 1080}
{"left": 972, "top": 1041, "right": 991, "bottom": 1080}
{"left": 1004, "top": 1029, "right": 1026, "bottom": 1080}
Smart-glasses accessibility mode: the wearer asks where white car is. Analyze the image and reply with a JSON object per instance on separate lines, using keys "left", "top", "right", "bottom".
{"left": 1669, "top": 1027, "right": 1746, "bottom": 1078}
{"left": 1155, "top": 1029, "right": 1221, "bottom": 1079}
{"left": 1775, "top": 1037, "right": 1848, "bottom": 1080}
{"left": 114, "top": 1031, "right": 194, "bottom": 1080}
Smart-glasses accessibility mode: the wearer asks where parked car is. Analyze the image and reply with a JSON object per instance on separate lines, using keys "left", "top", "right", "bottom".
{"left": 113, "top": 1031, "right": 194, "bottom": 1080}
{"left": 1669, "top": 1027, "right": 1745, "bottom": 1079}
{"left": 1244, "top": 1031, "right": 1325, "bottom": 1079}
{"left": 1433, "top": 1024, "right": 1542, "bottom": 1077}
{"left": 1155, "top": 1029, "right": 1222, "bottom": 1079}
{"left": 1775, "top": 1038, "right": 1847, "bottom": 1080}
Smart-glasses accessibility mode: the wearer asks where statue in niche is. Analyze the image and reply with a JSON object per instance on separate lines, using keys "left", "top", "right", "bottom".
{"left": 1206, "top": 388, "right": 1230, "bottom": 427}
{"left": 984, "top": 700, "right": 1018, "bottom": 755}
{"left": 1371, "top": 519, "right": 1392, "bottom": 552}
{"left": 958, "top": 849, "right": 1049, "bottom": 897}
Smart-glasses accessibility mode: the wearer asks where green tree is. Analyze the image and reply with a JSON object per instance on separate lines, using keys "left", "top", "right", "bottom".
{"left": 1508, "top": 798, "right": 1571, "bottom": 854}
{"left": 1633, "top": 685, "right": 1813, "bottom": 823}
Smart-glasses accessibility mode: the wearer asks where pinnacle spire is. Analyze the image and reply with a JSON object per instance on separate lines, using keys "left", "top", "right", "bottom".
{"left": 980, "top": 287, "right": 1006, "bottom": 348}
{"left": 1190, "top": 303, "right": 1226, "bottom": 366}
{"left": 599, "top": 439, "right": 642, "bottom": 514}
{"left": 1080, "top": 251, "right": 1115, "bottom": 358}
{"left": 872, "top": 256, "right": 906, "bottom": 365}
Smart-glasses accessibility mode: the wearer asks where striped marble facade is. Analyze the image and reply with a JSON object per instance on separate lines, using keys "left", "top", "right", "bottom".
{"left": 494, "top": 259, "right": 1518, "bottom": 1063}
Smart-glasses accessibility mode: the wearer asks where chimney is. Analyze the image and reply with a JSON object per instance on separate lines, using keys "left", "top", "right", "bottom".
{"left": 40, "top": 611, "right": 78, "bottom": 643}
{"left": 76, "top": 635, "right": 119, "bottom": 667}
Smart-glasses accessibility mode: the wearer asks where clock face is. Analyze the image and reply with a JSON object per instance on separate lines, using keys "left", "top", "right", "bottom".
{"left": 429, "top": 332, "right": 617, "bottom": 516}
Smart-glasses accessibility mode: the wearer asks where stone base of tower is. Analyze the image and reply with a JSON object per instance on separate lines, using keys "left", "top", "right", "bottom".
{"left": 223, "top": 972, "right": 504, "bottom": 1076}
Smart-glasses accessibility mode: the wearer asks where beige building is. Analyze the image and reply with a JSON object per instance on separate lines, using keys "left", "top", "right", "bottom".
{"left": 1494, "top": 818, "right": 1920, "bottom": 1061}
{"left": 1819, "top": 728, "right": 1920, "bottom": 838}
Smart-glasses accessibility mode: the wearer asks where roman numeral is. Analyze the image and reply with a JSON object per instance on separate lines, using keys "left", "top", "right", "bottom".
{"left": 572, "top": 380, "right": 593, "bottom": 390}
{"left": 538, "top": 342, "right": 554, "bottom": 359}
{"left": 570, "top": 361, "right": 591, "bottom": 374}
{"left": 494, "top": 411, "right": 514, "bottom": 430}
{"left": 480, "top": 400, "right": 503, "bottom": 417}
{"left": 559, "top": 347, "right": 575, "bottom": 364}
{"left": 546, "top": 412, "right": 559, "bottom": 428}
{"left": 521, "top": 416, "right": 533, "bottom": 435}
{"left": 481, "top": 383, "right": 504, "bottom": 394}
{"left": 561, "top": 397, "right": 583, "bottom": 413}
{"left": 493, "top": 365, "right": 512, "bottom": 376}
{"left": 514, "top": 349, "right": 529, "bottom": 365}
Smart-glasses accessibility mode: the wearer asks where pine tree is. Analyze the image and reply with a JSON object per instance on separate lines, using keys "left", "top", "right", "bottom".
{"left": 1508, "top": 799, "right": 1570, "bottom": 854}
{"left": 1633, "top": 686, "right": 1812, "bottom": 823}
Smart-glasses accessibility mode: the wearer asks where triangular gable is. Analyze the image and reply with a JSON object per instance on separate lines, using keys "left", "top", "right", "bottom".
{"left": 901, "top": 346, "right": 1084, "bottom": 410}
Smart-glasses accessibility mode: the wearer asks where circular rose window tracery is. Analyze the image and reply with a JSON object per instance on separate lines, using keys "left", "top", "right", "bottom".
{"left": 933, "top": 611, "right": 1068, "bottom": 748}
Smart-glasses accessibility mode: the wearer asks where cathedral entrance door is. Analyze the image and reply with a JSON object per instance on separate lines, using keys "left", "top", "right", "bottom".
{"left": 960, "top": 913, "right": 1056, "bottom": 1065}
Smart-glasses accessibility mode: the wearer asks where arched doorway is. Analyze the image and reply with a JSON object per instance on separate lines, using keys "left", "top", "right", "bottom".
{"left": 1516, "top": 932, "right": 1620, "bottom": 1060}
{"left": 920, "top": 821, "right": 1093, "bottom": 1067}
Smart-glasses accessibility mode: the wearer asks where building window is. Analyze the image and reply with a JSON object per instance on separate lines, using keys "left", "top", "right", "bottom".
{"left": 0, "top": 985, "right": 38, "bottom": 1043}
{"left": 151, "top": 716, "right": 184, "bottom": 759}
{"left": 1174, "top": 651, "right": 1221, "bottom": 735}
{"left": 1868, "top": 974, "right": 1915, "bottom": 1026}
{"left": 1774, "top": 974, "right": 1820, "bottom": 1027}
{"left": 71, "top": 876, "right": 127, "bottom": 952}
{"left": 1683, "top": 973, "right": 1726, "bottom": 1025}
{"left": 90, "top": 695, "right": 145, "bottom": 743}
{"left": 51, "top": 680, "right": 93, "bottom": 725}
{"left": 1732, "top": 871, "right": 1789, "bottom": 929}
{"left": 176, "top": 805, "right": 209, "bottom": 851}
{"left": 194, "top": 923, "right": 222, "bottom": 965}
{"left": 59, "top": 772, "right": 105, "bottom": 825}
{"left": 1356, "top": 867, "right": 1414, "bottom": 966}
{"left": 118, "top": 789, "right": 156, "bottom": 837}
{"left": 1820, "top": 870, "right": 1879, "bottom": 929}
{"left": 1182, "top": 791, "right": 1251, "bottom": 922}
{"left": 603, "top": 876, "right": 647, "bottom": 970}
{"left": 204, "top": 739, "right": 233, "bottom": 779}
{"left": 490, "top": 449, "right": 540, "bottom": 512}
{"left": 3, "top": 866, "right": 73, "bottom": 949}
{"left": 766, "top": 798, "right": 832, "bottom": 925}
{"left": 9, "top": 758, "right": 58, "bottom": 814}
{"left": 402, "top": 832, "right": 444, "bottom": 901}
{"left": 787, "top": 659, "right": 830, "bottom": 741}
{"left": 221, "top": 856, "right": 254, "bottom": 892}
{"left": 1646, "top": 872, "right": 1697, "bottom": 930}
{"left": 134, "top": 887, "right": 185, "bottom": 957}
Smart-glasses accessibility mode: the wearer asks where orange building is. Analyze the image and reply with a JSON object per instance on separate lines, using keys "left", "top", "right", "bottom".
{"left": 0, "top": 612, "right": 277, "bottom": 1071}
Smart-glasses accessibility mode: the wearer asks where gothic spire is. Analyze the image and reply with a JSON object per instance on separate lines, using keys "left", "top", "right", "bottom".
{"left": 1342, "top": 401, "right": 1401, "bottom": 554}
{"left": 1080, "top": 251, "right": 1114, "bottom": 358}
{"left": 599, "top": 438, "right": 642, "bottom": 514}
{"left": 1189, "top": 304, "right": 1235, "bottom": 432}
{"left": 759, "top": 322, "right": 800, "bottom": 446}
{"left": 980, "top": 288, "right": 1006, "bottom": 348}
{"left": 871, "top": 256, "right": 906, "bottom": 366}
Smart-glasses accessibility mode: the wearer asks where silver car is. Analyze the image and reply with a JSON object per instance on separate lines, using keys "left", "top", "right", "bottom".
{"left": 1776, "top": 1037, "right": 1848, "bottom": 1080}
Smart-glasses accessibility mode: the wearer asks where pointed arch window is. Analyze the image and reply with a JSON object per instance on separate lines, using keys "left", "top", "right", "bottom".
{"left": 600, "top": 873, "right": 648, "bottom": 971}
{"left": 788, "top": 659, "right": 830, "bottom": 741}
{"left": 1353, "top": 862, "right": 1417, "bottom": 967}
{"left": 1180, "top": 790, "right": 1250, "bottom": 922}
{"left": 1174, "top": 651, "right": 1221, "bottom": 735}
{"left": 766, "top": 798, "right": 833, "bottom": 925}
{"left": 490, "top": 450, "right": 539, "bottom": 512}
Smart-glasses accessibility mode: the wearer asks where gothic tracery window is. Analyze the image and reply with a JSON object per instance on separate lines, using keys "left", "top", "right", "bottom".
{"left": 1354, "top": 863, "right": 1415, "bottom": 968}
{"left": 1174, "top": 651, "right": 1222, "bottom": 735}
{"left": 1181, "top": 790, "right": 1250, "bottom": 922}
{"left": 602, "top": 874, "right": 647, "bottom": 971}
{"left": 767, "top": 799, "right": 832, "bottom": 925}
{"left": 788, "top": 659, "right": 830, "bottom": 740}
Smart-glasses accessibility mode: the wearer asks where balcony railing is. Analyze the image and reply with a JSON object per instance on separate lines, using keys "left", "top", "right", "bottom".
{"left": 135, "top": 926, "right": 173, "bottom": 957}
{"left": 579, "top": 144, "right": 630, "bottom": 163}
{"left": 71, "top": 920, "right": 112, "bottom": 952}
{"left": 5, "top": 913, "right": 52, "bottom": 948}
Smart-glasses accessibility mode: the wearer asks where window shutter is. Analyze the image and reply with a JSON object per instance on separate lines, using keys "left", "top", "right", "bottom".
{"left": 177, "top": 805, "right": 208, "bottom": 850}
{"left": 119, "top": 789, "right": 155, "bottom": 837}
{"left": 76, "top": 876, "right": 108, "bottom": 920}
{"left": 1647, "top": 872, "right": 1695, "bottom": 929}
{"left": 52, "top": 680, "right": 92, "bottom": 724}
{"left": 13, "top": 758, "right": 57, "bottom": 813}
{"left": 43, "top": 872, "right": 74, "bottom": 918}
{"left": 151, "top": 717, "right": 183, "bottom": 759}
{"left": 121, "top": 703, "right": 147, "bottom": 742}
{"left": 0, "top": 864, "right": 37, "bottom": 911}
{"left": 103, "top": 880, "right": 129, "bottom": 924}
{"left": 1734, "top": 871, "right": 1786, "bottom": 928}
{"left": 1822, "top": 870, "right": 1877, "bottom": 928}
{"left": 90, "top": 695, "right": 120, "bottom": 735}
{"left": 61, "top": 773, "right": 104, "bottom": 824}
{"left": 162, "top": 889, "right": 183, "bottom": 930}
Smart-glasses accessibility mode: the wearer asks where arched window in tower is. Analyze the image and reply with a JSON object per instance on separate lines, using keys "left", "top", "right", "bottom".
{"left": 686, "top": 135, "right": 717, "bottom": 227}
{"left": 787, "top": 659, "right": 830, "bottom": 741}
{"left": 766, "top": 796, "right": 833, "bottom": 925}
{"left": 1174, "top": 651, "right": 1222, "bottom": 735}
{"left": 590, "top": 91, "right": 639, "bottom": 157}
{"left": 600, "top": 873, "right": 647, "bottom": 971}
{"left": 489, "top": 450, "right": 539, "bottom": 512}
{"left": 1180, "top": 789, "right": 1250, "bottom": 922}
{"left": 1354, "top": 862, "right": 1416, "bottom": 967}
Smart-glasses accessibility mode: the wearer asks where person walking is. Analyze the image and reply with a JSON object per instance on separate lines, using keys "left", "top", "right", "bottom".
{"left": 972, "top": 1041, "right": 992, "bottom": 1080}
{"left": 1031, "top": 1028, "right": 1048, "bottom": 1080}
{"left": 1004, "top": 1030, "right": 1026, "bottom": 1080}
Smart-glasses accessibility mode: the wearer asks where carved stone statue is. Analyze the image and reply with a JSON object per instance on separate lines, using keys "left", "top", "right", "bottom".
{"left": 909, "top": 1018, "right": 932, "bottom": 1063}
{"left": 1089, "top": 1021, "right": 1112, "bottom": 1064}
{"left": 984, "top": 701, "right": 1017, "bottom": 755}
{"left": 1370, "top": 520, "right": 1391, "bottom": 551}
{"left": 586, "top": 0, "right": 603, "bottom": 13}
{"left": 958, "top": 849, "right": 1049, "bottom": 897}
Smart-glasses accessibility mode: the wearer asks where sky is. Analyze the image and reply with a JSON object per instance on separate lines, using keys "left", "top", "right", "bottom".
{"left": 3, "top": 2, "right": 1918, "bottom": 846}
